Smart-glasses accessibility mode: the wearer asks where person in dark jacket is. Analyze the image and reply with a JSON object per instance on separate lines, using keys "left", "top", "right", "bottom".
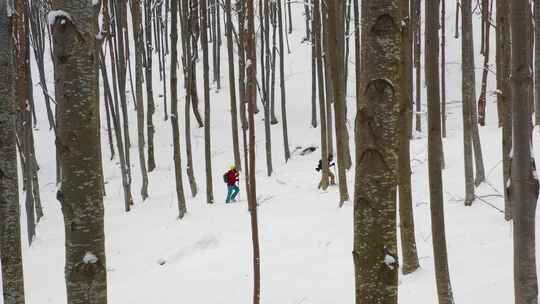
{"left": 225, "top": 165, "right": 240, "bottom": 203}
{"left": 316, "top": 154, "right": 336, "bottom": 187}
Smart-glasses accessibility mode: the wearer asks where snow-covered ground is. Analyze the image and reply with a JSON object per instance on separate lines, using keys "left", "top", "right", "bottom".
{"left": 4, "top": 2, "right": 540, "bottom": 304}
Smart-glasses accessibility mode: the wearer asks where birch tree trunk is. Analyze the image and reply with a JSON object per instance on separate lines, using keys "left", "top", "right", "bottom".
{"left": 354, "top": 0, "right": 400, "bottom": 302}
{"left": 50, "top": 1, "right": 108, "bottom": 302}
{"left": 511, "top": 0, "right": 540, "bottom": 302}
{"left": 426, "top": 1, "right": 455, "bottom": 303}
{"left": 0, "top": 1, "right": 26, "bottom": 302}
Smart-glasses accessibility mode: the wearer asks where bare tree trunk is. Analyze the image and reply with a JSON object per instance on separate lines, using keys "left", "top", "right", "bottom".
{"left": 0, "top": 2, "right": 26, "bottom": 301}
{"left": 354, "top": 0, "right": 400, "bottom": 302}
{"left": 441, "top": 0, "right": 447, "bottom": 138}
{"left": 426, "top": 2, "right": 455, "bottom": 303}
{"left": 132, "top": 0, "right": 149, "bottom": 200}
{"left": 328, "top": 0, "right": 350, "bottom": 204}
{"left": 171, "top": 0, "right": 188, "bottom": 218}
{"left": 534, "top": 1, "right": 540, "bottom": 126}
{"left": 51, "top": 1, "right": 108, "bottom": 302}
{"left": 322, "top": 5, "right": 334, "bottom": 158}
{"left": 225, "top": 0, "right": 242, "bottom": 170}
{"left": 201, "top": 0, "right": 215, "bottom": 204}
{"left": 478, "top": 0, "right": 493, "bottom": 126}
{"left": 14, "top": 0, "right": 36, "bottom": 245}
{"left": 115, "top": 0, "right": 132, "bottom": 191}
{"left": 144, "top": 0, "right": 156, "bottom": 172}
{"left": 99, "top": 51, "right": 134, "bottom": 211}
{"left": 511, "top": 0, "right": 540, "bottom": 302}
{"left": 496, "top": 0, "right": 512, "bottom": 221}
{"left": 314, "top": 0, "right": 330, "bottom": 191}
{"left": 311, "top": 1, "right": 318, "bottom": 129}
{"left": 399, "top": 0, "right": 420, "bottom": 275}
{"left": 181, "top": 0, "right": 199, "bottom": 196}
{"left": 304, "top": 0, "right": 311, "bottom": 41}
{"left": 278, "top": 0, "right": 290, "bottom": 161}
{"left": 414, "top": 0, "right": 421, "bottom": 133}
{"left": 461, "top": 0, "right": 476, "bottom": 206}
{"left": 245, "top": 0, "right": 261, "bottom": 302}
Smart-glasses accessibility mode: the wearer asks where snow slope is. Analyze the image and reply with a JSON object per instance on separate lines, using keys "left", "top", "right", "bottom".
{"left": 3, "top": 2, "right": 540, "bottom": 304}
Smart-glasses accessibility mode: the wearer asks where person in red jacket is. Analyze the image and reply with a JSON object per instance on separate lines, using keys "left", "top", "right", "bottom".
{"left": 224, "top": 165, "right": 240, "bottom": 203}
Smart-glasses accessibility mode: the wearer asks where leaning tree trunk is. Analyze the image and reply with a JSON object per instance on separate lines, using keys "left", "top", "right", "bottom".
{"left": 201, "top": 0, "right": 215, "bottom": 204}
{"left": 328, "top": 0, "right": 350, "bottom": 205}
{"left": 131, "top": 0, "right": 149, "bottom": 200}
{"left": 354, "top": 0, "right": 400, "bottom": 302}
{"left": 426, "top": 1, "right": 455, "bottom": 303}
{"left": 14, "top": 0, "right": 37, "bottom": 245}
{"left": 496, "top": 0, "right": 512, "bottom": 221}
{"left": 170, "top": 0, "right": 188, "bottom": 218}
{"left": 245, "top": 1, "right": 261, "bottom": 303}
{"left": 0, "top": 2, "right": 26, "bottom": 302}
{"left": 399, "top": 0, "right": 420, "bottom": 275}
{"left": 50, "top": 1, "right": 108, "bottom": 302}
{"left": 461, "top": 0, "right": 476, "bottom": 206}
{"left": 511, "top": 0, "right": 540, "bottom": 303}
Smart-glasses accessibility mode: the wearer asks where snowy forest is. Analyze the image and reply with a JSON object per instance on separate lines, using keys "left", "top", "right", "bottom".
{"left": 0, "top": 0, "right": 540, "bottom": 303}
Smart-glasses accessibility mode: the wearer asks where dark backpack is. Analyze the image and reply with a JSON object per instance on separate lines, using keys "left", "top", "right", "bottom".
{"left": 223, "top": 172, "right": 228, "bottom": 183}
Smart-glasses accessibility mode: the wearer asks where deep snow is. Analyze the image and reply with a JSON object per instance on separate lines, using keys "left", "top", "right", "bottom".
{"left": 2, "top": 2, "right": 540, "bottom": 304}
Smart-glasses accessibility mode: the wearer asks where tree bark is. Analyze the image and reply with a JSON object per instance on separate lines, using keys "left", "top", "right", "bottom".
{"left": 414, "top": 0, "right": 421, "bottom": 133}
{"left": 426, "top": 1, "right": 455, "bottom": 303}
{"left": 131, "top": 0, "right": 149, "bottom": 200}
{"left": 278, "top": 0, "right": 290, "bottom": 162}
{"left": 461, "top": 0, "right": 476, "bottom": 206}
{"left": 354, "top": 0, "right": 400, "bottom": 302}
{"left": 511, "top": 0, "right": 540, "bottom": 302}
{"left": 0, "top": 1, "right": 26, "bottom": 302}
{"left": 245, "top": 0, "right": 261, "bottom": 302}
{"left": 51, "top": 1, "right": 108, "bottom": 302}
{"left": 478, "top": 0, "right": 492, "bottom": 127}
{"left": 144, "top": 0, "right": 156, "bottom": 172}
{"left": 399, "top": 0, "right": 420, "bottom": 275}
{"left": 314, "top": 0, "right": 330, "bottom": 191}
{"left": 496, "top": 0, "right": 512, "bottom": 221}
{"left": 171, "top": 0, "right": 188, "bottom": 218}
{"left": 328, "top": 0, "right": 350, "bottom": 204}
{"left": 201, "top": 0, "right": 215, "bottom": 204}
{"left": 535, "top": 0, "right": 540, "bottom": 126}
{"left": 225, "top": 0, "right": 242, "bottom": 170}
